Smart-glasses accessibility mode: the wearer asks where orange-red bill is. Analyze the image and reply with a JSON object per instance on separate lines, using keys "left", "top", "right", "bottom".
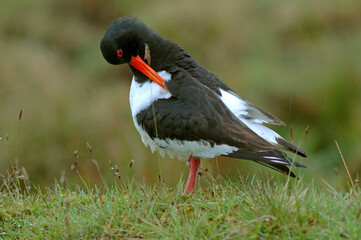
{"left": 130, "top": 55, "right": 167, "bottom": 90}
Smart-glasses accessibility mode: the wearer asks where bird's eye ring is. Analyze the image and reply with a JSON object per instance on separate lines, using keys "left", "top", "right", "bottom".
{"left": 117, "top": 49, "right": 123, "bottom": 58}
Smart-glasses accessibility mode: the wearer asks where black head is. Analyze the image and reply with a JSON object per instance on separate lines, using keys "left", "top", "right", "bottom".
{"left": 100, "top": 17, "right": 153, "bottom": 65}
{"left": 101, "top": 16, "right": 170, "bottom": 89}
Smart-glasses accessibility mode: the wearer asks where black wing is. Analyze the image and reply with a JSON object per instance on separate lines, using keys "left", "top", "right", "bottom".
{"left": 136, "top": 68, "right": 306, "bottom": 176}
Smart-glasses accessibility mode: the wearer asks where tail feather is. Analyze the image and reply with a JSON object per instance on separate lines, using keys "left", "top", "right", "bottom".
{"left": 225, "top": 148, "right": 306, "bottom": 178}
{"left": 254, "top": 161, "right": 297, "bottom": 178}
{"left": 276, "top": 137, "right": 307, "bottom": 158}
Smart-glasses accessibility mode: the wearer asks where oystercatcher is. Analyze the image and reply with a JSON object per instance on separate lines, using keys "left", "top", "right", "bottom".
{"left": 100, "top": 17, "right": 307, "bottom": 194}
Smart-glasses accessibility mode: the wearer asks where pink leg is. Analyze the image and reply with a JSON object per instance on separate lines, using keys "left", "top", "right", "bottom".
{"left": 183, "top": 156, "right": 200, "bottom": 195}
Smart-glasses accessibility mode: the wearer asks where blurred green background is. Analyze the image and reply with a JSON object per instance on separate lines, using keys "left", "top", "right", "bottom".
{"left": 1, "top": 0, "right": 360, "bottom": 189}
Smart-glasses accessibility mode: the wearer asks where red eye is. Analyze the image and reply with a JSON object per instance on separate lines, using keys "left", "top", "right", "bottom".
{"left": 117, "top": 49, "right": 123, "bottom": 57}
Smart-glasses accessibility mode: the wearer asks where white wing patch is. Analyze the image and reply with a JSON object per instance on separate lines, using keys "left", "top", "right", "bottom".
{"left": 219, "top": 89, "right": 249, "bottom": 119}
{"left": 219, "top": 89, "right": 282, "bottom": 145}
{"left": 219, "top": 89, "right": 276, "bottom": 124}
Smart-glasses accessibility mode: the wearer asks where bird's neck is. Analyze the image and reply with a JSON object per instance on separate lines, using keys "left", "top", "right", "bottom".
{"left": 130, "top": 37, "right": 197, "bottom": 84}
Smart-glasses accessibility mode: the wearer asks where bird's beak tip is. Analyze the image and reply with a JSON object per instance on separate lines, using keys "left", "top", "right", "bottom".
{"left": 130, "top": 56, "right": 167, "bottom": 90}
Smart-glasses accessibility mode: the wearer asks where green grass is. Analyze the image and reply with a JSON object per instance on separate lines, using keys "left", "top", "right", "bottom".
{"left": 1, "top": 173, "right": 360, "bottom": 239}
{"left": 1, "top": 0, "right": 361, "bottom": 188}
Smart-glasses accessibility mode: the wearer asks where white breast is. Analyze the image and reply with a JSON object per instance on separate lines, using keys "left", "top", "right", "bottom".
{"left": 129, "top": 71, "right": 172, "bottom": 118}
